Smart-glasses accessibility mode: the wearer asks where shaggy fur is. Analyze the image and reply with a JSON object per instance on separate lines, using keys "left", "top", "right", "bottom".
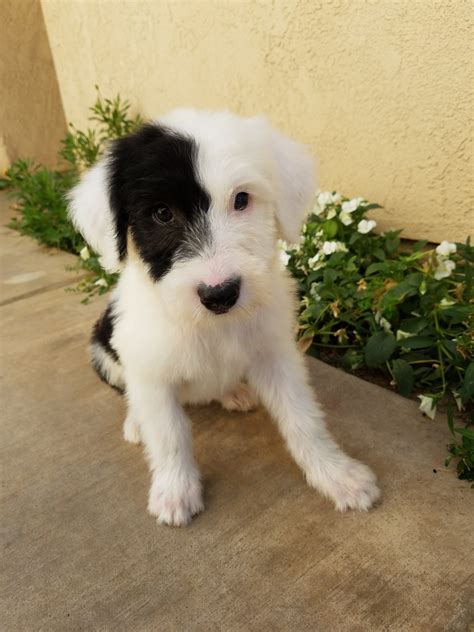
{"left": 69, "top": 109, "right": 380, "bottom": 526}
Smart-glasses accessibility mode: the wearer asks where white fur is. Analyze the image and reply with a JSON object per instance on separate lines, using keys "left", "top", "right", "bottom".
{"left": 68, "top": 162, "right": 122, "bottom": 272}
{"left": 70, "top": 109, "right": 380, "bottom": 526}
{"left": 90, "top": 341, "right": 125, "bottom": 391}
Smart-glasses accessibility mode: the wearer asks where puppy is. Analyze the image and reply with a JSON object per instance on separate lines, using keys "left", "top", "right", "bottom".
{"left": 69, "top": 109, "right": 380, "bottom": 526}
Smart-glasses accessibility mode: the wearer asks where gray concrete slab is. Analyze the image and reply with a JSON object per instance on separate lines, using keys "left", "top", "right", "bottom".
{"left": 1, "top": 212, "right": 473, "bottom": 631}
{"left": 0, "top": 194, "right": 86, "bottom": 305}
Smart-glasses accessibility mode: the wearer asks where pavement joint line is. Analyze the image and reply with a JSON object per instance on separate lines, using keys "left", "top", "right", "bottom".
{"left": 0, "top": 274, "right": 90, "bottom": 307}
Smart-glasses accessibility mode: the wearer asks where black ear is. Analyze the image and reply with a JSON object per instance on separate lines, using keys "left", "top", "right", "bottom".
{"left": 68, "top": 124, "right": 162, "bottom": 270}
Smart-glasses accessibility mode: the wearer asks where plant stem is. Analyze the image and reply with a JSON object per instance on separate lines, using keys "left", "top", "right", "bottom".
{"left": 433, "top": 310, "right": 447, "bottom": 394}
{"left": 311, "top": 343, "right": 358, "bottom": 349}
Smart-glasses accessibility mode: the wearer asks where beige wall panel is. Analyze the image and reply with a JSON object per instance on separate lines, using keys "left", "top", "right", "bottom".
{"left": 0, "top": 0, "right": 67, "bottom": 169}
{"left": 41, "top": 0, "right": 473, "bottom": 242}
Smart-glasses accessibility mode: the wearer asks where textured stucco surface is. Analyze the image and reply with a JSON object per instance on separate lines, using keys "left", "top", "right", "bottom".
{"left": 16, "top": 1, "right": 474, "bottom": 241}
{"left": 0, "top": 0, "right": 66, "bottom": 170}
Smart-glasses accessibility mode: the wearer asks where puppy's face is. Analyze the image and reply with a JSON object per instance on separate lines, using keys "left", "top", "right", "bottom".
{"left": 69, "top": 109, "right": 315, "bottom": 323}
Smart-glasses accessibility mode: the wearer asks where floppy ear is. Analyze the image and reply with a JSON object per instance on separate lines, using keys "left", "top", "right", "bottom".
{"left": 269, "top": 125, "right": 317, "bottom": 243}
{"left": 68, "top": 159, "right": 122, "bottom": 273}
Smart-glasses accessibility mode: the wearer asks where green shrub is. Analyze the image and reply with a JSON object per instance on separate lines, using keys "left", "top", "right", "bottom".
{"left": 0, "top": 87, "right": 142, "bottom": 300}
{"left": 284, "top": 192, "right": 473, "bottom": 481}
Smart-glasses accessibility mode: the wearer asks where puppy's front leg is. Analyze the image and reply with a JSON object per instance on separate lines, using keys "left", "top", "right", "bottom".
{"left": 248, "top": 346, "right": 380, "bottom": 511}
{"left": 126, "top": 377, "right": 203, "bottom": 526}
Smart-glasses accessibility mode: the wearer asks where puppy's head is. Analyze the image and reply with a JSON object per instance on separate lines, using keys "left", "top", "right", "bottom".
{"left": 69, "top": 109, "right": 315, "bottom": 322}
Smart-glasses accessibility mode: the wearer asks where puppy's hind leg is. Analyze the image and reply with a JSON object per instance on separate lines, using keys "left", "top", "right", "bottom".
{"left": 90, "top": 303, "right": 125, "bottom": 392}
{"left": 220, "top": 382, "right": 258, "bottom": 413}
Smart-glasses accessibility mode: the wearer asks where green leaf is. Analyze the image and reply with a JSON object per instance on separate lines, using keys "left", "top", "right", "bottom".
{"left": 397, "top": 335, "right": 436, "bottom": 349}
{"left": 398, "top": 317, "right": 430, "bottom": 334}
{"left": 343, "top": 349, "right": 364, "bottom": 371}
{"left": 413, "top": 240, "right": 428, "bottom": 251}
{"left": 323, "top": 220, "right": 338, "bottom": 239}
{"left": 439, "top": 305, "right": 472, "bottom": 322}
{"left": 386, "top": 281, "right": 418, "bottom": 301}
{"left": 460, "top": 362, "right": 474, "bottom": 405}
{"left": 349, "top": 232, "right": 361, "bottom": 246}
{"left": 323, "top": 268, "right": 338, "bottom": 283}
{"left": 453, "top": 426, "right": 474, "bottom": 440}
{"left": 365, "top": 262, "right": 390, "bottom": 276}
{"left": 391, "top": 359, "right": 414, "bottom": 396}
{"left": 385, "top": 236, "right": 400, "bottom": 253}
{"left": 405, "top": 272, "right": 424, "bottom": 288}
{"left": 364, "top": 331, "right": 397, "bottom": 368}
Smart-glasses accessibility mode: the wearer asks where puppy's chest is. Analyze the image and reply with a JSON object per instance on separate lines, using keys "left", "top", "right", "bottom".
{"left": 177, "top": 326, "right": 253, "bottom": 385}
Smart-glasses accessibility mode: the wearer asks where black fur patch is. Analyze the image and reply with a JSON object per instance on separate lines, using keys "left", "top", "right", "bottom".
{"left": 107, "top": 123, "right": 211, "bottom": 281}
{"left": 90, "top": 303, "right": 124, "bottom": 393}
{"left": 91, "top": 303, "right": 120, "bottom": 363}
{"left": 90, "top": 354, "right": 124, "bottom": 395}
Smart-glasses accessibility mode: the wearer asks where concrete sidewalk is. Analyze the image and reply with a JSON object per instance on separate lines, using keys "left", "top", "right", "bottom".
{"left": 1, "top": 195, "right": 472, "bottom": 631}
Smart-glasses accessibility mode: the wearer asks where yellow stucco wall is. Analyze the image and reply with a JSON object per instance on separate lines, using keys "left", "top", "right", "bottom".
{"left": 21, "top": 1, "right": 474, "bottom": 241}
{"left": 0, "top": 0, "right": 66, "bottom": 170}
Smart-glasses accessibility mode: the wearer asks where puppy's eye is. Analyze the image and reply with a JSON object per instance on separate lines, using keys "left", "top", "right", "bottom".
{"left": 152, "top": 205, "right": 173, "bottom": 224}
{"left": 234, "top": 192, "right": 249, "bottom": 211}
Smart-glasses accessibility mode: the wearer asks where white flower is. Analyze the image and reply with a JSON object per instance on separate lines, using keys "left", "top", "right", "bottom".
{"left": 94, "top": 277, "right": 108, "bottom": 288}
{"left": 315, "top": 192, "right": 341, "bottom": 215}
{"left": 435, "top": 241, "right": 456, "bottom": 257}
{"left": 310, "top": 282, "right": 322, "bottom": 300}
{"left": 323, "top": 241, "right": 337, "bottom": 255}
{"left": 280, "top": 251, "right": 290, "bottom": 266}
{"left": 317, "top": 192, "right": 333, "bottom": 206}
{"left": 357, "top": 219, "right": 377, "bottom": 234}
{"left": 322, "top": 241, "right": 338, "bottom": 255}
{"left": 396, "top": 329, "right": 414, "bottom": 341}
{"left": 321, "top": 240, "right": 347, "bottom": 255}
{"left": 339, "top": 210, "right": 354, "bottom": 226}
{"left": 80, "top": 246, "right": 90, "bottom": 261}
{"left": 434, "top": 257, "right": 455, "bottom": 280}
{"left": 418, "top": 395, "right": 437, "bottom": 420}
{"left": 277, "top": 239, "right": 290, "bottom": 266}
{"left": 439, "top": 297, "right": 455, "bottom": 308}
{"left": 308, "top": 253, "right": 325, "bottom": 270}
{"left": 315, "top": 192, "right": 333, "bottom": 214}
{"left": 308, "top": 252, "right": 321, "bottom": 265}
{"left": 327, "top": 208, "right": 337, "bottom": 220}
{"left": 433, "top": 241, "right": 456, "bottom": 280}
{"left": 341, "top": 197, "right": 364, "bottom": 214}
{"left": 375, "top": 311, "right": 392, "bottom": 332}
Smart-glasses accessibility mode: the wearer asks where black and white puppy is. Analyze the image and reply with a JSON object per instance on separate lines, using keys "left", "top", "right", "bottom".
{"left": 69, "top": 109, "right": 380, "bottom": 526}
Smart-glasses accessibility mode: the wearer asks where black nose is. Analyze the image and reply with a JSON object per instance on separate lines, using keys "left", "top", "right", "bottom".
{"left": 197, "top": 277, "right": 241, "bottom": 314}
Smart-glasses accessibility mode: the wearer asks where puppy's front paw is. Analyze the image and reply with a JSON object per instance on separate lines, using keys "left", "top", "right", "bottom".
{"left": 221, "top": 382, "right": 258, "bottom": 412}
{"left": 148, "top": 473, "right": 204, "bottom": 527}
{"left": 318, "top": 460, "right": 381, "bottom": 512}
